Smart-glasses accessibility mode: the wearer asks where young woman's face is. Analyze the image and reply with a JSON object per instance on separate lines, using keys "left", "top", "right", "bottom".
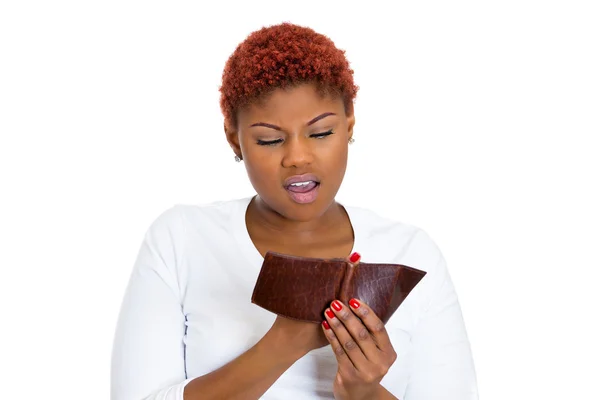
{"left": 230, "top": 83, "right": 355, "bottom": 222}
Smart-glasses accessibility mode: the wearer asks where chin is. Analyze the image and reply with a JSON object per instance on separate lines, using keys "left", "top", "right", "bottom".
{"left": 282, "top": 197, "right": 335, "bottom": 221}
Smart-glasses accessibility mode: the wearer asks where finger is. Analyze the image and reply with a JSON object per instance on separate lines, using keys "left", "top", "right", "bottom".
{"left": 325, "top": 304, "right": 369, "bottom": 368}
{"left": 347, "top": 251, "right": 361, "bottom": 267}
{"left": 348, "top": 298, "right": 394, "bottom": 352}
{"left": 321, "top": 317, "right": 357, "bottom": 372}
{"left": 330, "top": 299, "right": 381, "bottom": 361}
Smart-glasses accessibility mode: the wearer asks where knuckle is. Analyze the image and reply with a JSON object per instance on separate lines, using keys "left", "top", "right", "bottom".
{"left": 346, "top": 367, "right": 358, "bottom": 378}
{"left": 378, "top": 365, "right": 390, "bottom": 377}
{"left": 358, "top": 328, "right": 370, "bottom": 341}
{"left": 334, "top": 345, "right": 346, "bottom": 357}
{"left": 360, "top": 307, "right": 370, "bottom": 317}
{"left": 363, "top": 372, "right": 378, "bottom": 384}
{"left": 343, "top": 340, "right": 357, "bottom": 351}
{"left": 330, "top": 318, "right": 342, "bottom": 328}
{"left": 339, "top": 310, "right": 351, "bottom": 321}
{"left": 373, "top": 322, "right": 386, "bottom": 333}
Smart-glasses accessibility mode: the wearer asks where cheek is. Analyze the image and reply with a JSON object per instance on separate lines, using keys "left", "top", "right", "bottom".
{"left": 320, "top": 140, "right": 348, "bottom": 169}
{"left": 244, "top": 153, "right": 279, "bottom": 185}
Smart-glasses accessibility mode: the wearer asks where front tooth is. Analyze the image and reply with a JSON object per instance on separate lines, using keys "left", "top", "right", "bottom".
{"left": 291, "top": 181, "right": 311, "bottom": 186}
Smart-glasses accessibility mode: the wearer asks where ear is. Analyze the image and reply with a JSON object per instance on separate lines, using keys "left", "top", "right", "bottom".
{"left": 224, "top": 121, "right": 242, "bottom": 160}
{"left": 346, "top": 107, "right": 356, "bottom": 142}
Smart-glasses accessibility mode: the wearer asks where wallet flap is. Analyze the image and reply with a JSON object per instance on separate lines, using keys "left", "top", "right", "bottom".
{"left": 350, "top": 263, "right": 401, "bottom": 323}
{"left": 387, "top": 265, "right": 427, "bottom": 321}
{"left": 350, "top": 263, "right": 427, "bottom": 323}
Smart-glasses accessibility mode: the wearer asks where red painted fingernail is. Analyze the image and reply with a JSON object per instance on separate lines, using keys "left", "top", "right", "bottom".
{"left": 326, "top": 309, "right": 335, "bottom": 319}
{"left": 322, "top": 320, "right": 331, "bottom": 330}
{"left": 350, "top": 252, "right": 361, "bottom": 263}
{"left": 349, "top": 298, "right": 360, "bottom": 309}
{"left": 332, "top": 300, "right": 343, "bottom": 311}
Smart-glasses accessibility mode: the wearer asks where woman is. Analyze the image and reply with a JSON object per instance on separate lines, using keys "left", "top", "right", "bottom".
{"left": 111, "top": 22, "right": 478, "bottom": 400}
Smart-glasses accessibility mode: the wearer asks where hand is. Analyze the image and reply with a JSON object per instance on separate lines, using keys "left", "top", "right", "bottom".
{"left": 266, "top": 315, "right": 329, "bottom": 359}
{"left": 321, "top": 259, "right": 397, "bottom": 400}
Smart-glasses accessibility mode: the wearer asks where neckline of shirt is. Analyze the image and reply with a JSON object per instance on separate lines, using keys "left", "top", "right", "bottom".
{"left": 231, "top": 195, "right": 365, "bottom": 268}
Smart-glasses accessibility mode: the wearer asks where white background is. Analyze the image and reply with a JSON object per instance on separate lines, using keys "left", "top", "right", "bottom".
{"left": 1, "top": 1, "right": 599, "bottom": 399}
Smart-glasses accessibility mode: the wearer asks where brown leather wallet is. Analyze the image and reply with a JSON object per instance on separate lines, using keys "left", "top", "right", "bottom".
{"left": 251, "top": 251, "right": 427, "bottom": 324}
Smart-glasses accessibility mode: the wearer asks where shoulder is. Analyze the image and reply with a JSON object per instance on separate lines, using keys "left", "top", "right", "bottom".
{"left": 137, "top": 197, "right": 250, "bottom": 288}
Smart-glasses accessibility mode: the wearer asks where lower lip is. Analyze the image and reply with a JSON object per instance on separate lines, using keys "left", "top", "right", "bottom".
{"left": 285, "top": 183, "right": 320, "bottom": 204}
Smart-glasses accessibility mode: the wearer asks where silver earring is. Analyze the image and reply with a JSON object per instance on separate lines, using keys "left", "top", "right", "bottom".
{"left": 234, "top": 155, "right": 241, "bottom": 162}
{"left": 348, "top": 137, "right": 355, "bottom": 144}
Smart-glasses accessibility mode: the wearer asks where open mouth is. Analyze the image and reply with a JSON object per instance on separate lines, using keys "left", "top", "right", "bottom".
{"left": 284, "top": 180, "right": 321, "bottom": 204}
{"left": 286, "top": 180, "right": 319, "bottom": 193}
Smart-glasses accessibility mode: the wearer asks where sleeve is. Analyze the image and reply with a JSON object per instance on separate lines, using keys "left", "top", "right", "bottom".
{"left": 403, "top": 231, "right": 479, "bottom": 400}
{"left": 111, "top": 206, "right": 193, "bottom": 400}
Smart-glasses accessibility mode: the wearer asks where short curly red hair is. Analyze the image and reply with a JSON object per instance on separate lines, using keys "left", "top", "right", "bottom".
{"left": 219, "top": 22, "right": 359, "bottom": 128}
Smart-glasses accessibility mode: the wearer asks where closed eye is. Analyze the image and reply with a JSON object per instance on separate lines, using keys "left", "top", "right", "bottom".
{"left": 310, "top": 130, "right": 334, "bottom": 139}
{"left": 256, "top": 130, "right": 334, "bottom": 146}
{"left": 256, "top": 138, "right": 284, "bottom": 146}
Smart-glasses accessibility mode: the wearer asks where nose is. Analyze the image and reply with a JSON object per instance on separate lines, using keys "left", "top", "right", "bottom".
{"left": 281, "top": 136, "right": 314, "bottom": 168}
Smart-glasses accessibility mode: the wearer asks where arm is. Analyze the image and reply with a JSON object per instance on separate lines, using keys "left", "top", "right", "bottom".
{"left": 111, "top": 207, "right": 319, "bottom": 400}
{"left": 111, "top": 207, "right": 190, "bottom": 400}
{"left": 183, "top": 328, "right": 303, "bottom": 399}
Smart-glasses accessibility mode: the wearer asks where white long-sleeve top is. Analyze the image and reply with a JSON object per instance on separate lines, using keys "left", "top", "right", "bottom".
{"left": 111, "top": 196, "right": 478, "bottom": 399}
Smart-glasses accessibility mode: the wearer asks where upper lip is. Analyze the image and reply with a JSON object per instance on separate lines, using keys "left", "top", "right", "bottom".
{"left": 284, "top": 173, "right": 320, "bottom": 187}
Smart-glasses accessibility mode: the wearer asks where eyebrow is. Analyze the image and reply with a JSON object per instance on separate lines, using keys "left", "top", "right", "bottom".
{"left": 249, "top": 112, "right": 336, "bottom": 130}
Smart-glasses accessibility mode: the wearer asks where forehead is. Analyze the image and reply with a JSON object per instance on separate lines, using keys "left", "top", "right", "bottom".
{"left": 237, "top": 84, "right": 345, "bottom": 127}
